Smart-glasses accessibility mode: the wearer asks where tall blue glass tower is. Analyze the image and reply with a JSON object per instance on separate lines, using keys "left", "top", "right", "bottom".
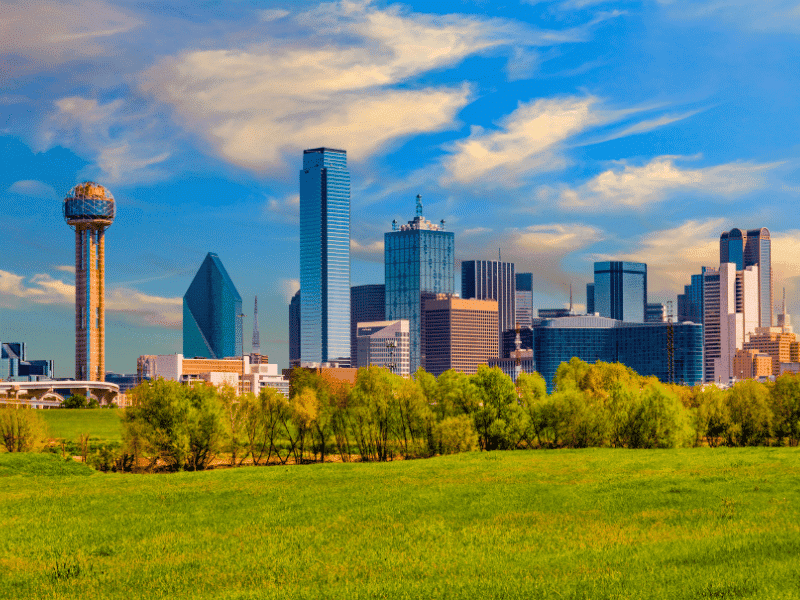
{"left": 183, "top": 252, "right": 242, "bottom": 359}
{"left": 385, "top": 195, "right": 454, "bottom": 374}
{"left": 300, "top": 147, "right": 351, "bottom": 364}
{"left": 593, "top": 261, "right": 647, "bottom": 323}
{"left": 720, "top": 227, "right": 772, "bottom": 327}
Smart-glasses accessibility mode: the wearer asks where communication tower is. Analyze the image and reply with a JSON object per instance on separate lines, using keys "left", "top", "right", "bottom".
{"left": 63, "top": 182, "right": 115, "bottom": 381}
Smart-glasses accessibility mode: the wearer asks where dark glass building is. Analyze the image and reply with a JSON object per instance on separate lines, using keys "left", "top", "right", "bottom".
{"left": 461, "top": 260, "right": 515, "bottom": 357}
{"left": 593, "top": 261, "right": 647, "bottom": 323}
{"left": 289, "top": 290, "right": 301, "bottom": 366}
{"left": 300, "top": 147, "right": 351, "bottom": 364}
{"left": 385, "top": 196, "right": 454, "bottom": 373}
{"left": 720, "top": 228, "right": 772, "bottom": 327}
{"left": 678, "top": 268, "right": 705, "bottom": 324}
{"left": 350, "top": 284, "right": 386, "bottom": 364}
{"left": 586, "top": 283, "right": 595, "bottom": 314}
{"left": 183, "top": 252, "right": 242, "bottom": 359}
{"left": 533, "top": 316, "right": 703, "bottom": 392}
{"left": 1, "top": 342, "right": 54, "bottom": 380}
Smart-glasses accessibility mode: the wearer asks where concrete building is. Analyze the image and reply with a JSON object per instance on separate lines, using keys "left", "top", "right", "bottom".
{"left": 538, "top": 308, "right": 573, "bottom": 319}
{"left": 63, "top": 182, "right": 115, "bottom": 381}
{"left": 733, "top": 348, "right": 773, "bottom": 381}
{"left": 593, "top": 261, "right": 647, "bottom": 323}
{"left": 742, "top": 328, "right": 800, "bottom": 377}
{"left": 300, "top": 147, "right": 351, "bottom": 365}
{"left": 515, "top": 273, "right": 533, "bottom": 329}
{"left": 355, "top": 320, "right": 410, "bottom": 376}
{"left": 350, "top": 284, "right": 386, "bottom": 366}
{"left": 145, "top": 354, "right": 289, "bottom": 397}
{"left": 462, "top": 260, "right": 515, "bottom": 358}
{"left": 714, "top": 263, "right": 759, "bottom": 384}
{"left": 421, "top": 295, "right": 498, "bottom": 377}
{"left": 385, "top": 195, "right": 454, "bottom": 374}
{"left": 184, "top": 252, "right": 242, "bottom": 360}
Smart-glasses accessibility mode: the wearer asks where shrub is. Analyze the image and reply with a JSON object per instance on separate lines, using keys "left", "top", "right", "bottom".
{"left": 0, "top": 406, "right": 47, "bottom": 452}
{"left": 435, "top": 415, "right": 478, "bottom": 454}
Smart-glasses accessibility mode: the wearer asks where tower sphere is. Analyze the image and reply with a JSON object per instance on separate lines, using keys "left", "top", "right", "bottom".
{"left": 63, "top": 181, "right": 115, "bottom": 228}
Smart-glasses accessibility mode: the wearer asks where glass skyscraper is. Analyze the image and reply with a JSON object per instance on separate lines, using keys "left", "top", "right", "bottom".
{"left": 385, "top": 196, "right": 454, "bottom": 374}
{"left": 533, "top": 316, "right": 703, "bottom": 392}
{"left": 350, "top": 284, "right": 386, "bottom": 364}
{"left": 515, "top": 273, "right": 533, "bottom": 329}
{"left": 720, "top": 228, "right": 772, "bottom": 327}
{"left": 462, "top": 260, "right": 515, "bottom": 357}
{"left": 183, "top": 252, "right": 242, "bottom": 359}
{"left": 300, "top": 148, "right": 351, "bottom": 364}
{"left": 593, "top": 261, "right": 647, "bottom": 323}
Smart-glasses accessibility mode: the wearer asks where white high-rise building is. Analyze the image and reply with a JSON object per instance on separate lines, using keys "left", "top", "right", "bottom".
{"left": 713, "top": 263, "right": 759, "bottom": 383}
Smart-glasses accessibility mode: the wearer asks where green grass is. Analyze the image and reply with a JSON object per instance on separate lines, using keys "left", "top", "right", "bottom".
{"left": 39, "top": 409, "right": 122, "bottom": 444}
{"left": 1, "top": 449, "right": 800, "bottom": 599}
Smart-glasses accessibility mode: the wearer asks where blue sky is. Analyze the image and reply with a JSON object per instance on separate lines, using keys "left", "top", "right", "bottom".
{"left": 3, "top": 0, "right": 800, "bottom": 375}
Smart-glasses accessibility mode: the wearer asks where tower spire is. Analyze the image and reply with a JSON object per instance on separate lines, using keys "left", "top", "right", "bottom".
{"left": 252, "top": 296, "right": 260, "bottom": 354}
{"left": 415, "top": 194, "right": 423, "bottom": 218}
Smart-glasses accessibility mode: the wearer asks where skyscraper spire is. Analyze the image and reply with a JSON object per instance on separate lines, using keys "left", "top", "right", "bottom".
{"left": 252, "top": 296, "right": 260, "bottom": 354}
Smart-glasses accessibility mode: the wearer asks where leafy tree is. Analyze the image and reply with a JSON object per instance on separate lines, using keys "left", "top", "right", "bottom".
{"left": 694, "top": 386, "right": 728, "bottom": 447}
{"left": 725, "top": 379, "right": 773, "bottom": 446}
{"left": 770, "top": 374, "right": 800, "bottom": 446}
{"left": 553, "top": 357, "right": 591, "bottom": 392}
{"left": 471, "top": 365, "right": 518, "bottom": 450}
{"left": 517, "top": 371, "right": 548, "bottom": 448}
{"left": 185, "top": 383, "right": 225, "bottom": 470}
{"left": 434, "top": 415, "right": 478, "bottom": 454}
{"left": 218, "top": 385, "right": 247, "bottom": 466}
{"left": 0, "top": 406, "right": 47, "bottom": 452}
{"left": 61, "top": 394, "right": 88, "bottom": 409}
{"left": 624, "top": 383, "right": 691, "bottom": 449}
{"left": 348, "top": 367, "right": 399, "bottom": 461}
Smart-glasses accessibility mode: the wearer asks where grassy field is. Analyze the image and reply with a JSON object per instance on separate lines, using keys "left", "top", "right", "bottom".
{"left": 1, "top": 449, "right": 800, "bottom": 599}
{"left": 39, "top": 409, "right": 122, "bottom": 444}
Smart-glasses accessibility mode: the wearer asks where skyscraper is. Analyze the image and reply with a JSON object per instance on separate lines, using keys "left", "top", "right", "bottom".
{"left": 350, "top": 284, "right": 386, "bottom": 364}
{"left": 586, "top": 283, "right": 595, "bottom": 315}
{"left": 714, "top": 263, "right": 759, "bottom": 382}
{"left": 252, "top": 296, "right": 261, "bottom": 355}
{"left": 462, "top": 260, "right": 515, "bottom": 356}
{"left": 289, "top": 290, "right": 301, "bottom": 366}
{"left": 720, "top": 227, "right": 772, "bottom": 327}
{"left": 63, "top": 182, "right": 115, "bottom": 381}
{"left": 677, "top": 268, "right": 705, "bottom": 324}
{"left": 515, "top": 273, "right": 533, "bottom": 328}
{"left": 702, "top": 267, "right": 721, "bottom": 383}
{"left": 300, "top": 147, "right": 351, "bottom": 364}
{"left": 593, "top": 261, "right": 647, "bottom": 323}
{"left": 183, "top": 252, "right": 242, "bottom": 359}
{"left": 385, "top": 195, "right": 454, "bottom": 374}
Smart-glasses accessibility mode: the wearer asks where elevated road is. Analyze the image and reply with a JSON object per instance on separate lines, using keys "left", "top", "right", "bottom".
{"left": 0, "top": 380, "right": 120, "bottom": 408}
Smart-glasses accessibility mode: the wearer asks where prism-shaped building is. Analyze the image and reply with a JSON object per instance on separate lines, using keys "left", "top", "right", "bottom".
{"left": 183, "top": 252, "right": 242, "bottom": 359}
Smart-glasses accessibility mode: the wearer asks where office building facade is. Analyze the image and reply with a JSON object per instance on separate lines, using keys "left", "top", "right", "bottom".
{"left": 593, "top": 261, "right": 647, "bottom": 323}
{"left": 422, "top": 295, "right": 498, "bottom": 377}
{"left": 714, "top": 263, "right": 759, "bottom": 383}
{"left": 350, "top": 284, "right": 386, "bottom": 366}
{"left": 586, "top": 283, "right": 595, "bottom": 314}
{"left": 355, "top": 320, "right": 410, "bottom": 376}
{"left": 289, "top": 290, "right": 301, "bottom": 366}
{"left": 645, "top": 303, "right": 666, "bottom": 323}
{"left": 183, "top": 252, "right": 243, "bottom": 360}
{"left": 515, "top": 272, "right": 533, "bottom": 329}
{"left": 385, "top": 196, "right": 454, "bottom": 374}
{"left": 63, "top": 182, "right": 115, "bottom": 381}
{"left": 1, "top": 342, "right": 54, "bottom": 381}
{"left": 678, "top": 269, "right": 705, "bottom": 324}
{"left": 720, "top": 228, "right": 772, "bottom": 327}
{"left": 702, "top": 268, "right": 721, "bottom": 383}
{"left": 461, "top": 260, "right": 515, "bottom": 357}
{"left": 300, "top": 147, "right": 351, "bottom": 364}
{"left": 533, "top": 316, "right": 703, "bottom": 392}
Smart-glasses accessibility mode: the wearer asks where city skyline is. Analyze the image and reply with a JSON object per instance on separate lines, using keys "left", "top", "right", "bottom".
{"left": 3, "top": 0, "right": 800, "bottom": 374}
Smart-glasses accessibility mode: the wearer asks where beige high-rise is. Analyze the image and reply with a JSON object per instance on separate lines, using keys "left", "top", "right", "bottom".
{"left": 63, "top": 182, "right": 115, "bottom": 381}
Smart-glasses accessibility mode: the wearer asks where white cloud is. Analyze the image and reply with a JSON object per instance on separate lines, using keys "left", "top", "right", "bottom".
{"left": 259, "top": 9, "right": 290, "bottom": 22}
{"left": 351, "top": 239, "right": 384, "bottom": 262}
{"left": 54, "top": 265, "right": 76, "bottom": 274}
{"left": 263, "top": 194, "right": 300, "bottom": 223}
{"left": 556, "top": 156, "right": 777, "bottom": 210}
{"left": 0, "top": 268, "right": 181, "bottom": 328}
{"left": 658, "top": 0, "right": 800, "bottom": 33}
{"left": 0, "top": 0, "right": 141, "bottom": 74}
{"left": 138, "top": 1, "right": 581, "bottom": 173}
{"left": 441, "top": 96, "right": 605, "bottom": 186}
{"left": 8, "top": 180, "right": 57, "bottom": 199}
{"left": 280, "top": 279, "right": 300, "bottom": 303}
{"left": 40, "top": 96, "right": 171, "bottom": 184}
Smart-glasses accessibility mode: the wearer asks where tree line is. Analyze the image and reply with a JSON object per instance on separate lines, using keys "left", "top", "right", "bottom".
{"left": 3, "top": 358, "right": 800, "bottom": 470}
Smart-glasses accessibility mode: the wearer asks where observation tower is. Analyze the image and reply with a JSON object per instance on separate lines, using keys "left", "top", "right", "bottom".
{"left": 63, "top": 182, "right": 115, "bottom": 381}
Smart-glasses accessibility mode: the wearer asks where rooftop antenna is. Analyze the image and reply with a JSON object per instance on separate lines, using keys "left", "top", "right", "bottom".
{"left": 498, "top": 248, "right": 501, "bottom": 262}
{"left": 415, "top": 194, "right": 423, "bottom": 218}
{"left": 392, "top": 218, "right": 398, "bottom": 231}
{"left": 252, "top": 296, "right": 260, "bottom": 354}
